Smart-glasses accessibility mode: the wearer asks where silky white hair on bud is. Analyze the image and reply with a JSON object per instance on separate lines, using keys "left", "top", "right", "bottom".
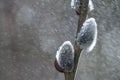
{"left": 56, "top": 41, "right": 74, "bottom": 72}
{"left": 77, "top": 18, "right": 97, "bottom": 52}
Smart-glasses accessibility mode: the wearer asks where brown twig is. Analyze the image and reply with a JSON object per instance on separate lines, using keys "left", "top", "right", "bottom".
{"left": 64, "top": 0, "right": 89, "bottom": 80}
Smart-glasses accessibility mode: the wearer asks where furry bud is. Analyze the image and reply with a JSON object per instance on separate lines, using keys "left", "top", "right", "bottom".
{"left": 54, "top": 41, "right": 74, "bottom": 72}
{"left": 71, "top": 0, "right": 94, "bottom": 15}
{"left": 77, "top": 18, "right": 97, "bottom": 52}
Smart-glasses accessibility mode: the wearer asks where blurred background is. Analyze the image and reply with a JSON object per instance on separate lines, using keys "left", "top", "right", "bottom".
{"left": 0, "top": 0, "right": 120, "bottom": 80}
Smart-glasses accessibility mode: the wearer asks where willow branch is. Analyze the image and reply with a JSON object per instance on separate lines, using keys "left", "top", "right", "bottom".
{"left": 64, "top": 0, "right": 89, "bottom": 80}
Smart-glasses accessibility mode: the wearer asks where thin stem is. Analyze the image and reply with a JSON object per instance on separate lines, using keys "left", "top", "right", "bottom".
{"left": 64, "top": 0, "right": 89, "bottom": 80}
{"left": 64, "top": 72, "right": 72, "bottom": 80}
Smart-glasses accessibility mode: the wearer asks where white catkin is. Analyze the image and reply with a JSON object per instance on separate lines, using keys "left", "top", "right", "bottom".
{"left": 71, "top": 0, "right": 81, "bottom": 10}
{"left": 77, "top": 18, "right": 97, "bottom": 52}
{"left": 71, "top": 0, "right": 94, "bottom": 12}
{"left": 56, "top": 41, "right": 74, "bottom": 72}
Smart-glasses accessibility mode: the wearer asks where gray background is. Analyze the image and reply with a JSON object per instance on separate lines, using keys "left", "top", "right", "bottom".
{"left": 0, "top": 0, "right": 120, "bottom": 80}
